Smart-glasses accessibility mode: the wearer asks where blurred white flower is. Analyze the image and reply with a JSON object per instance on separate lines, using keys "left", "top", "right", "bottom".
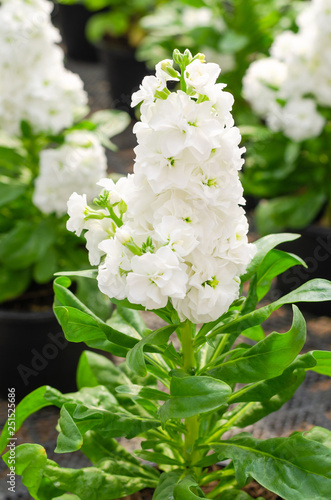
{"left": 33, "top": 131, "right": 107, "bottom": 216}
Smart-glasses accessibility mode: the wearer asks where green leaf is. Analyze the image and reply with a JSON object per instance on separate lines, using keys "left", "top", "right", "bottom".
{"left": 55, "top": 405, "right": 84, "bottom": 453}
{"left": 256, "top": 192, "right": 326, "bottom": 235}
{"left": 0, "top": 180, "right": 26, "bottom": 206}
{"left": 174, "top": 475, "right": 206, "bottom": 499}
{"left": 208, "top": 305, "right": 306, "bottom": 383}
{"left": 0, "top": 264, "right": 31, "bottom": 302}
{"left": 50, "top": 386, "right": 161, "bottom": 450}
{"left": 305, "top": 427, "right": 331, "bottom": 448}
{"left": 214, "top": 432, "right": 331, "bottom": 500}
{"left": 33, "top": 246, "right": 57, "bottom": 283}
{"left": 3, "top": 444, "right": 47, "bottom": 499}
{"left": 0, "top": 219, "right": 56, "bottom": 270}
{"left": 126, "top": 324, "right": 178, "bottom": 377}
{"left": 81, "top": 430, "right": 142, "bottom": 466}
{"left": 220, "top": 490, "right": 263, "bottom": 500}
{"left": 309, "top": 350, "right": 331, "bottom": 376}
{"left": 0, "top": 386, "right": 52, "bottom": 454}
{"left": 159, "top": 375, "right": 231, "bottom": 424}
{"left": 55, "top": 270, "right": 98, "bottom": 279}
{"left": 241, "top": 233, "right": 300, "bottom": 282}
{"left": 53, "top": 277, "right": 140, "bottom": 355}
{"left": 255, "top": 249, "right": 307, "bottom": 301}
{"left": 115, "top": 305, "right": 146, "bottom": 335}
{"left": 116, "top": 384, "right": 170, "bottom": 401}
{"left": 135, "top": 450, "right": 183, "bottom": 466}
{"left": 152, "top": 471, "right": 205, "bottom": 500}
{"left": 206, "top": 279, "right": 331, "bottom": 341}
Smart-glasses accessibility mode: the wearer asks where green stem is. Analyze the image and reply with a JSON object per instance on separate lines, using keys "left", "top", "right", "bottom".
{"left": 178, "top": 321, "right": 202, "bottom": 465}
{"left": 179, "top": 321, "right": 196, "bottom": 373}
{"left": 207, "top": 402, "right": 255, "bottom": 442}
{"left": 208, "top": 334, "right": 229, "bottom": 365}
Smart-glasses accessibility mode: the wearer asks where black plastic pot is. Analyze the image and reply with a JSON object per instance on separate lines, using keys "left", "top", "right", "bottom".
{"left": 98, "top": 42, "right": 150, "bottom": 116}
{"left": 0, "top": 308, "right": 85, "bottom": 401}
{"left": 275, "top": 225, "right": 331, "bottom": 316}
{"left": 57, "top": 4, "right": 99, "bottom": 62}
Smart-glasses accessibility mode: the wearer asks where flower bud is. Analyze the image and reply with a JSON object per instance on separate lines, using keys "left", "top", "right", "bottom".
{"left": 116, "top": 228, "right": 131, "bottom": 244}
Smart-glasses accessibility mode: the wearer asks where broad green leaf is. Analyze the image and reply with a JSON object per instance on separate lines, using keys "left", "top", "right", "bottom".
{"left": 159, "top": 375, "right": 231, "bottom": 424}
{"left": 305, "top": 427, "right": 331, "bottom": 449}
{"left": 135, "top": 450, "right": 183, "bottom": 466}
{"left": 214, "top": 432, "right": 331, "bottom": 500}
{"left": 33, "top": 246, "right": 57, "bottom": 283}
{"left": 152, "top": 471, "right": 205, "bottom": 500}
{"left": 220, "top": 490, "right": 263, "bottom": 500}
{"left": 42, "top": 457, "right": 158, "bottom": 500}
{"left": 0, "top": 180, "right": 26, "bottom": 206}
{"left": 55, "top": 270, "right": 98, "bottom": 279}
{"left": 206, "top": 279, "right": 331, "bottom": 341}
{"left": 208, "top": 306, "right": 306, "bottom": 383}
{"left": 51, "top": 386, "right": 161, "bottom": 452}
{"left": 76, "top": 352, "right": 157, "bottom": 417}
{"left": 51, "top": 495, "right": 80, "bottom": 500}
{"left": 256, "top": 192, "right": 326, "bottom": 235}
{"left": 174, "top": 475, "right": 206, "bottom": 499}
{"left": 3, "top": 444, "right": 47, "bottom": 499}
{"left": 309, "top": 350, "right": 331, "bottom": 376}
{"left": 116, "top": 384, "right": 171, "bottom": 400}
{"left": 240, "top": 325, "right": 264, "bottom": 341}
{"left": 55, "top": 405, "right": 84, "bottom": 453}
{"left": 241, "top": 233, "right": 300, "bottom": 282}
{"left": 0, "top": 219, "right": 56, "bottom": 270}
{"left": 0, "top": 264, "right": 31, "bottom": 302}
{"left": 115, "top": 305, "right": 146, "bottom": 335}
{"left": 255, "top": 249, "right": 306, "bottom": 301}
{"left": 126, "top": 324, "right": 178, "bottom": 377}
{"left": 81, "top": 430, "right": 143, "bottom": 465}
{"left": 229, "top": 352, "right": 317, "bottom": 405}
{"left": 0, "top": 386, "right": 52, "bottom": 454}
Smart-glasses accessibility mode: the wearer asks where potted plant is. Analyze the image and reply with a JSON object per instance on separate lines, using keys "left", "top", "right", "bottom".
{"left": 2, "top": 49, "right": 331, "bottom": 500}
{"left": 57, "top": 0, "right": 160, "bottom": 114}
{"left": 0, "top": 0, "right": 130, "bottom": 399}
{"left": 241, "top": 0, "right": 331, "bottom": 312}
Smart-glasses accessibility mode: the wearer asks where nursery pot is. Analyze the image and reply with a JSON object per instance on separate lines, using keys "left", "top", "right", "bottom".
{"left": 0, "top": 308, "right": 85, "bottom": 401}
{"left": 275, "top": 224, "right": 331, "bottom": 316}
{"left": 57, "top": 4, "right": 99, "bottom": 62}
{"left": 98, "top": 41, "right": 150, "bottom": 116}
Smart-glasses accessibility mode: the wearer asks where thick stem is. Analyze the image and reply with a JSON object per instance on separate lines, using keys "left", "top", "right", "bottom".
{"left": 178, "top": 321, "right": 201, "bottom": 465}
{"left": 180, "top": 320, "right": 196, "bottom": 373}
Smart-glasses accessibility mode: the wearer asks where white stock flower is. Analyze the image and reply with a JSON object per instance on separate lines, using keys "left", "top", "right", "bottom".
{"left": 69, "top": 52, "right": 255, "bottom": 322}
{"left": 244, "top": 0, "right": 330, "bottom": 141}
{"left": 0, "top": 0, "right": 87, "bottom": 136}
{"left": 33, "top": 131, "right": 107, "bottom": 216}
{"left": 66, "top": 193, "right": 89, "bottom": 236}
{"left": 126, "top": 246, "right": 188, "bottom": 309}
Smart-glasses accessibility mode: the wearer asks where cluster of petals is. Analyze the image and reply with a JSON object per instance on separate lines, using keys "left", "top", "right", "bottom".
{"left": 33, "top": 131, "right": 107, "bottom": 217}
{"left": 243, "top": 0, "right": 329, "bottom": 142}
{"left": 0, "top": 0, "right": 87, "bottom": 136}
{"left": 67, "top": 54, "right": 255, "bottom": 323}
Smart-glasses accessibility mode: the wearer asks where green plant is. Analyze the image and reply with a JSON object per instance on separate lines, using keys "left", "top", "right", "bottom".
{"left": 57, "top": 0, "right": 161, "bottom": 47}
{"left": 0, "top": 110, "right": 129, "bottom": 309}
{"left": 1, "top": 235, "right": 331, "bottom": 499}
{"left": 1, "top": 50, "right": 331, "bottom": 500}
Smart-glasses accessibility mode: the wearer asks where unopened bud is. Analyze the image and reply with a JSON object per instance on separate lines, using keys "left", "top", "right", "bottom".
{"left": 116, "top": 228, "right": 131, "bottom": 244}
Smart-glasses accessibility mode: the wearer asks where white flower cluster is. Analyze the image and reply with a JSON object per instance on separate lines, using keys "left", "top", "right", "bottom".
{"left": 0, "top": 0, "right": 87, "bottom": 136}
{"left": 243, "top": 0, "right": 330, "bottom": 142}
{"left": 67, "top": 52, "right": 255, "bottom": 323}
{"left": 33, "top": 131, "right": 107, "bottom": 217}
